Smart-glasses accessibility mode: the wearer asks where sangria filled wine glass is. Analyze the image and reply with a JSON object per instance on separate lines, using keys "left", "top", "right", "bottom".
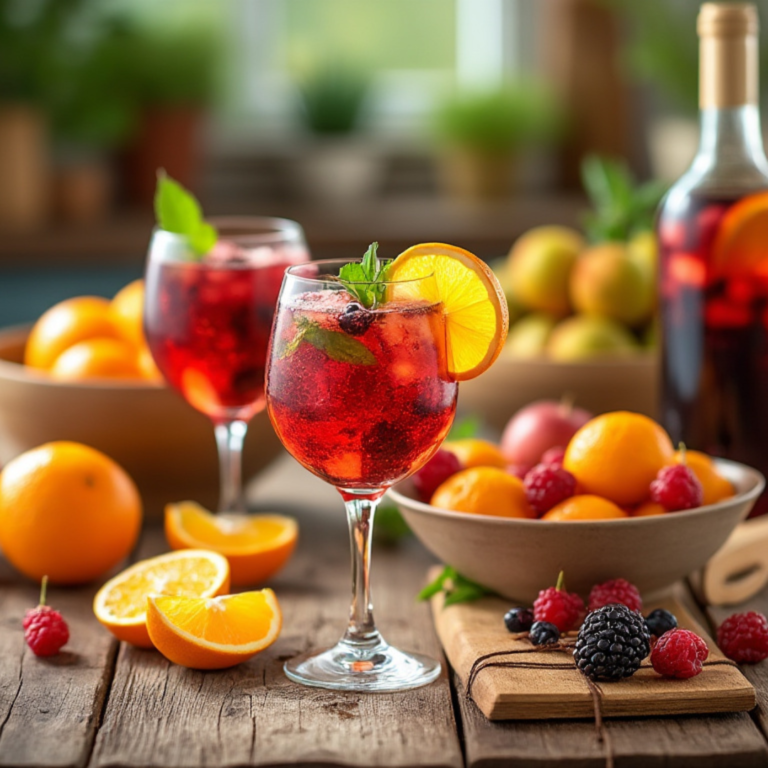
{"left": 266, "top": 259, "right": 458, "bottom": 691}
{"left": 144, "top": 217, "right": 309, "bottom": 513}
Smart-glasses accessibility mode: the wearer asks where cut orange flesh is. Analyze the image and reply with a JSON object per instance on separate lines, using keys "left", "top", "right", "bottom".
{"left": 165, "top": 502, "right": 298, "bottom": 587}
{"left": 712, "top": 192, "right": 768, "bottom": 275}
{"left": 93, "top": 549, "right": 230, "bottom": 647}
{"left": 388, "top": 243, "right": 509, "bottom": 381}
{"left": 146, "top": 589, "right": 282, "bottom": 670}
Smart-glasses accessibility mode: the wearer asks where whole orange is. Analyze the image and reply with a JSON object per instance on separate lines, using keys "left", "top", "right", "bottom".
{"left": 563, "top": 411, "right": 674, "bottom": 506}
{"left": 50, "top": 338, "right": 144, "bottom": 381}
{"left": 542, "top": 495, "right": 627, "bottom": 521}
{"left": 111, "top": 279, "right": 146, "bottom": 348}
{"left": 0, "top": 442, "right": 142, "bottom": 584}
{"left": 443, "top": 438, "right": 507, "bottom": 469}
{"left": 430, "top": 467, "right": 534, "bottom": 518}
{"left": 669, "top": 453, "right": 735, "bottom": 506}
{"left": 25, "top": 297, "right": 122, "bottom": 369}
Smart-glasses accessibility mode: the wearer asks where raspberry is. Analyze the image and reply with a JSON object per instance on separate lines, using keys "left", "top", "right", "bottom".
{"left": 524, "top": 463, "right": 576, "bottom": 514}
{"left": 645, "top": 608, "right": 678, "bottom": 638}
{"left": 650, "top": 464, "right": 703, "bottom": 511}
{"left": 589, "top": 578, "right": 642, "bottom": 614}
{"left": 23, "top": 577, "right": 69, "bottom": 657}
{"left": 530, "top": 621, "right": 560, "bottom": 646}
{"left": 338, "top": 302, "right": 374, "bottom": 336}
{"left": 717, "top": 612, "right": 768, "bottom": 663}
{"left": 533, "top": 571, "right": 584, "bottom": 632}
{"left": 504, "top": 607, "right": 534, "bottom": 633}
{"left": 540, "top": 446, "right": 566, "bottom": 466}
{"left": 413, "top": 449, "right": 462, "bottom": 502}
{"left": 651, "top": 629, "right": 709, "bottom": 678}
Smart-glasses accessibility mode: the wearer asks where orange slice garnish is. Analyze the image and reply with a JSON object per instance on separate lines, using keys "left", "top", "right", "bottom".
{"left": 165, "top": 502, "right": 298, "bottom": 587}
{"left": 388, "top": 243, "right": 509, "bottom": 380}
{"left": 93, "top": 549, "right": 230, "bottom": 647}
{"left": 146, "top": 589, "right": 282, "bottom": 670}
{"left": 712, "top": 191, "right": 768, "bottom": 275}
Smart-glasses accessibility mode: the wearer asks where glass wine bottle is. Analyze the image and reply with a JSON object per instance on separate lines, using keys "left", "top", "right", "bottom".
{"left": 657, "top": 2, "right": 768, "bottom": 512}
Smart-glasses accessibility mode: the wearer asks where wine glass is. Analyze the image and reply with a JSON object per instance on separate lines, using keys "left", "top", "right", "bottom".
{"left": 144, "top": 217, "right": 309, "bottom": 513}
{"left": 265, "top": 260, "right": 458, "bottom": 691}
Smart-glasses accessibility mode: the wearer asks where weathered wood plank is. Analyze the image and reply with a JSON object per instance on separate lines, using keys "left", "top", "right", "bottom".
{"left": 0, "top": 557, "right": 118, "bottom": 768}
{"left": 90, "top": 513, "right": 463, "bottom": 768}
{"left": 706, "top": 590, "right": 768, "bottom": 745}
{"left": 454, "top": 672, "right": 768, "bottom": 768}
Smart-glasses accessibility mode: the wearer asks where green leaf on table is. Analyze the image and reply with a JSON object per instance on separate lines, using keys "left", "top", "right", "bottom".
{"left": 418, "top": 565, "right": 495, "bottom": 606}
{"left": 373, "top": 502, "right": 412, "bottom": 545}
{"left": 154, "top": 170, "right": 218, "bottom": 258}
{"left": 339, "top": 242, "right": 393, "bottom": 309}
{"left": 280, "top": 317, "right": 376, "bottom": 366}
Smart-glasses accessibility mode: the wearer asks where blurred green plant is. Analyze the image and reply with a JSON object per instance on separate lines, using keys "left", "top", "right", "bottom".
{"left": 581, "top": 155, "right": 667, "bottom": 243}
{"left": 432, "top": 81, "right": 564, "bottom": 154}
{"left": 297, "top": 64, "right": 370, "bottom": 134}
{"left": 607, "top": 0, "right": 768, "bottom": 115}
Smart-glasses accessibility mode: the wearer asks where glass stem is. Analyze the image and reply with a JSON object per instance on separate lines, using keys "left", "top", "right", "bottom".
{"left": 214, "top": 420, "right": 248, "bottom": 514}
{"left": 343, "top": 494, "right": 383, "bottom": 650}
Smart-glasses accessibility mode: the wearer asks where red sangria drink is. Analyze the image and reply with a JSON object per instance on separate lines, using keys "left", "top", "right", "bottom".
{"left": 265, "top": 244, "right": 508, "bottom": 693}
{"left": 144, "top": 216, "right": 309, "bottom": 513}
{"left": 268, "top": 290, "right": 457, "bottom": 490}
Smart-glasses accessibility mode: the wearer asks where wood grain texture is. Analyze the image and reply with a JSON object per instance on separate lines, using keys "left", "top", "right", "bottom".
{"left": 432, "top": 582, "right": 755, "bottom": 720}
{"left": 89, "top": 520, "right": 463, "bottom": 768}
{"left": 454, "top": 673, "right": 768, "bottom": 768}
{"left": 0, "top": 557, "right": 118, "bottom": 768}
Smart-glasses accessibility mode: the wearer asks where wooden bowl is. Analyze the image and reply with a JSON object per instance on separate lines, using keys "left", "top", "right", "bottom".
{"left": 0, "top": 326, "right": 283, "bottom": 517}
{"left": 390, "top": 459, "right": 765, "bottom": 602}
{"left": 458, "top": 354, "right": 659, "bottom": 431}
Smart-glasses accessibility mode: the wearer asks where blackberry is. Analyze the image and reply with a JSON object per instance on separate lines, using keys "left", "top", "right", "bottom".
{"left": 504, "top": 607, "right": 534, "bottom": 633}
{"left": 645, "top": 608, "right": 678, "bottom": 638}
{"left": 530, "top": 621, "right": 560, "bottom": 646}
{"left": 339, "top": 303, "right": 374, "bottom": 336}
{"left": 573, "top": 604, "right": 651, "bottom": 681}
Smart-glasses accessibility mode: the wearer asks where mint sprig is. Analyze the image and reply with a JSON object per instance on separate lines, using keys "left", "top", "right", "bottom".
{"left": 281, "top": 317, "right": 376, "bottom": 366}
{"left": 418, "top": 566, "right": 496, "bottom": 607}
{"left": 339, "top": 242, "right": 393, "bottom": 309}
{"left": 154, "top": 170, "right": 218, "bottom": 258}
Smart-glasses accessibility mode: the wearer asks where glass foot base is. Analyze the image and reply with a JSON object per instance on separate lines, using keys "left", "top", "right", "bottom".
{"left": 284, "top": 640, "right": 441, "bottom": 692}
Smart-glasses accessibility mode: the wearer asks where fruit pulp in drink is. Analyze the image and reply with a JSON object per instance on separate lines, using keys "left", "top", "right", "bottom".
{"left": 267, "top": 291, "right": 458, "bottom": 490}
{"left": 146, "top": 253, "right": 302, "bottom": 422}
{"left": 658, "top": 191, "right": 768, "bottom": 511}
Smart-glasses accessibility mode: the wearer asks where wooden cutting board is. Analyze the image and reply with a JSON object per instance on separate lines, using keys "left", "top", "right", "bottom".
{"left": 430, "top": 579, "right": 755, "bottom": 721}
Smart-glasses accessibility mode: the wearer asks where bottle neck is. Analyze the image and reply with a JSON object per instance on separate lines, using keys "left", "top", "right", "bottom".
{"left": 692, "top": 104, "right": 768, "bottom": 176}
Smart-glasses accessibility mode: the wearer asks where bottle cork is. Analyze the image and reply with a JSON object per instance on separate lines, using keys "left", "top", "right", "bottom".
{"left": 698, "top": 2, "right": 759, "bottom": 108}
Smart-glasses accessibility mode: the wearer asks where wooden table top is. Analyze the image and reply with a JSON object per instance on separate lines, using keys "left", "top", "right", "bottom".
{"left": 2, "top": 453, "right": 768, "bottom": 768}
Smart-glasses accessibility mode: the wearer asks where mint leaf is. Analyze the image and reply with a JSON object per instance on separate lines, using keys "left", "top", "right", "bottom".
{"left": 280, "top": 318, "right": 376, "bottom": 366}
{"left": 339, "top": 242, "right": 393, "bottom": 308}
{"left": 154, "top": 170, "right": 218, "bottom": 258}
{"left": 417, "top": 565, "right": 495, "bottom": 606}
{"left": 448, "top": 415, "right": 482, "bottom": 440}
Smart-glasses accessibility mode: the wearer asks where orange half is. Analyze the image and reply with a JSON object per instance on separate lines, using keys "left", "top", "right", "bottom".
{"left": 146, "top": 589, "right": 282, "bottom": 670}
{"left": 712, "top": 192, "right": 768, "bottom": 275}
{"left": 93, "top": 549, "right": 230, "bottom": 647}
{"left": 388, "top": 243, "right": 509, "bottom": 381}
{"left": 165, "top": 502, "right": 298, "bottom": 586}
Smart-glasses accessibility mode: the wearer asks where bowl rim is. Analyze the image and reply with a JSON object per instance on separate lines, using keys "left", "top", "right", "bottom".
{"left": 0, "top": 323, "right": 164, "bottom": 391}
{"left": 388, "top": 457, "right": 765, "bottom": 528}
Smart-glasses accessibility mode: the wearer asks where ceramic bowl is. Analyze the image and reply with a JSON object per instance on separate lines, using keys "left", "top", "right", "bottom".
{"left": 457, "top": 354, "right": 659, "bottom": 432}
{"left": 390, "top": 458, "right": 765, "bottom": 601}
{"left": 0, "top": 326, "right": 283, "bottom": 517}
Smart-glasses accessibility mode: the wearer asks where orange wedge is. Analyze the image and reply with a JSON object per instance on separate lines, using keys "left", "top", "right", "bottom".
{"left": 165, "top": 502, "right": 298, "bottom": 587}
{"left": 93, "top": 549, "right": 230, "bottom": 647}
{"left": 388, "top": 243, "right": 509, "bottom": 381}
{"left": 712, "top": 192, "right": 768, "bottom": 275}
{"left": 146, "top": 589, "right": 282, "bottom": 670}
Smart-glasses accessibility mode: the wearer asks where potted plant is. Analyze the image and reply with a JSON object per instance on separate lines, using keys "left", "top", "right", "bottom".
{"left": 432, "top": 81, "right": 563, "bottom": 200}
{"left": 118, "top": 25, "right": 219, "bottom": 206}
{"left": 0, "top": 0, "right": 55, "bottom": 230}
{"left": 293, "top": 63, "right": 378, "bottom": 201}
